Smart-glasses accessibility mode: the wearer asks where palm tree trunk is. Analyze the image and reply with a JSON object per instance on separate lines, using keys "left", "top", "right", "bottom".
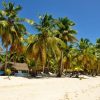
{"left": 42, "top": 65, "right": 45, "bottom": 73}
{"left": 5, "top": 47, "right": 8, "bottom": 71}
{"left": 34, "top": 59, "right": 38, "bottom": 77}
{"left": 47, "top": 60, "right": 50, "bottom": 72}
{"left": 57, "top": 50, "right": 63, "bottom": 77}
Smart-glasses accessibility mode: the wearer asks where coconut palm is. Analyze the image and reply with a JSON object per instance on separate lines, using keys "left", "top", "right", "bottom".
{"left": 0, "top": 2, "right": 33, "bottom": 70}
{"left": 26, "top": 35, "right": 66, "bottom": 73}
{"left": 55, "top": 17, "right": 77, "bottom": 77}
{"left": 56, "top": 17, "right": 77, "bottom": 43}
{"left": 76, "top": 38, "right": 97, "bottom": 75}
{"left": 26, "top": 14, "right": 66, "bottom": 73}
{"left": 95, "top": 38, "right": 100, "bottom": 74}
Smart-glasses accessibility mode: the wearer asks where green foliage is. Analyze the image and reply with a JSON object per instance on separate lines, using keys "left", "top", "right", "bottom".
{"left": 0, "top": 1, "right": 100, "bottom": 76}
{"left": 49, "top": 59, "right": 58, "bottom": 73}
{"left": 27, "top": 59, "right": 35, "bottom": 68}
{"left": 5, "top": 68, "right": 11, "bottom": 76}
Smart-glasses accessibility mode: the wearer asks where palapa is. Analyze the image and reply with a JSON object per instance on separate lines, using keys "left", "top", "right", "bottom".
{"left": 12, "top": 63, "right": 29, "bottom": 71}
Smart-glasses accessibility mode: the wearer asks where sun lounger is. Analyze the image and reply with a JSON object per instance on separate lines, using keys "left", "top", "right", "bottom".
{"left": 41, "top": 72, "right": 48, "bottom": 77}
{"left": 48, "top": 72, "right": 56, "bottom": 77}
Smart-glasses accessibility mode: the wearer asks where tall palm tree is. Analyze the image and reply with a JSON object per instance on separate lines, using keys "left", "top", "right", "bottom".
{"left": 0, "top": 2, "right": 33, "bottom": 70}
{"left": 26, "top": 14, "right": 66, "bottom": 73}
{"left": 55, "top": 17, "right": 77, "bottom": 77}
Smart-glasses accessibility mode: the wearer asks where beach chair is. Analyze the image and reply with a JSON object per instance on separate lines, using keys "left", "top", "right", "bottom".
{"left": 41, "top": 72, "right": 48, "bottom": 77}
{"left": 48, "top": 72, "right": 56, "bottom": 77}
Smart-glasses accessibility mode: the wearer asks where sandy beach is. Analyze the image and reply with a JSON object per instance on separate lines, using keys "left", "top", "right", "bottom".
{"left": 0, "top": 76, "right": 100, "bottom": 100}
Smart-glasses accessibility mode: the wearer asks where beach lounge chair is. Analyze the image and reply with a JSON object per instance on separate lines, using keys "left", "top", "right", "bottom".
{"left": 41, "top": 72, "right": 48, "bottom": 77}
{"left": 48, "top": 72, "right": 56, "bottom": 77}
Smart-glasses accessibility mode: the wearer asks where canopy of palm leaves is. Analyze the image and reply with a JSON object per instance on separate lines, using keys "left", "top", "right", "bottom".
{"left": 0, "top": 2, "right": 33, "bottom": 48}
{"left": 26, "top": 14, "right": 66, "bottom": 72}
{"left": 0, "top": 2, "right": 26, "bottom": 48}
{"left": 56, "top": 17, "right": 77, "bottom": 43}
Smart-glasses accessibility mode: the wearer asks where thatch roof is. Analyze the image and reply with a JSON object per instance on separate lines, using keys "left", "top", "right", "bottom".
{"left": 12, "top": 63, "right": 29, "bottom": 71}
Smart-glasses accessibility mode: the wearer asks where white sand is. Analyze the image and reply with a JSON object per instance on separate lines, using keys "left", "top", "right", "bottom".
{"left": 0, "top": 76, "right": 100, "bottom": 100}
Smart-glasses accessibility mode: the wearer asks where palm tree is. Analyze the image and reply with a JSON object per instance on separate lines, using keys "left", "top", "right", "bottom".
{"left": 55, "top": 17, "right": 77, "bottom": 77}
{"left": 0, "top": 2, "right": 33, "bottom": 70}
{"left": 26, "top": 14, "right": 66, "bottom": 73}
{"left": 76, "top": 38, "right": 97, "bottom": 75}
{"left": 95, "top": 38, "right": 100, "bottom": 74}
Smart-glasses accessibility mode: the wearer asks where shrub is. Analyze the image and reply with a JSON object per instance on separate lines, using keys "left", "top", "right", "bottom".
{"left": 5, "top": 68, "right": 11, "bottom": 76}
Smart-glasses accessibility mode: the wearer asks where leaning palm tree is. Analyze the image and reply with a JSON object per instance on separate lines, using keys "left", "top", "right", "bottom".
{"left": 0, "top": 2, "right": 33, "bottom": 70}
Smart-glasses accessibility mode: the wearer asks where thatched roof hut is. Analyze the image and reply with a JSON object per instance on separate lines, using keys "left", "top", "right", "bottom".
{"left": 11, "top": 63, "right": 29, "bottom": 71}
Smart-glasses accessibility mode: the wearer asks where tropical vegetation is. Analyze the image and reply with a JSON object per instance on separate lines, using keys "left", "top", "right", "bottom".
{"left": 0, "top": 1, "right": 100, "bottom": 77}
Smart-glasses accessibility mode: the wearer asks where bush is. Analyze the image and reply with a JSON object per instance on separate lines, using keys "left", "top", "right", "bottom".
{"left": 5, "top": 68, "right": 11, "bottom": 76}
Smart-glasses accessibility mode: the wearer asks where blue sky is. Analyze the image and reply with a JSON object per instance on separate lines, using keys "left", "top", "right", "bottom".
{"left": 0, "top": 0, "right": 100, "bottom": 43}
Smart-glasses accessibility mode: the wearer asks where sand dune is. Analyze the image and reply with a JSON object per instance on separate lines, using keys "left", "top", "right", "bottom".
{"left": 0, "top": 76, "right": 100, "bottom": 100}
